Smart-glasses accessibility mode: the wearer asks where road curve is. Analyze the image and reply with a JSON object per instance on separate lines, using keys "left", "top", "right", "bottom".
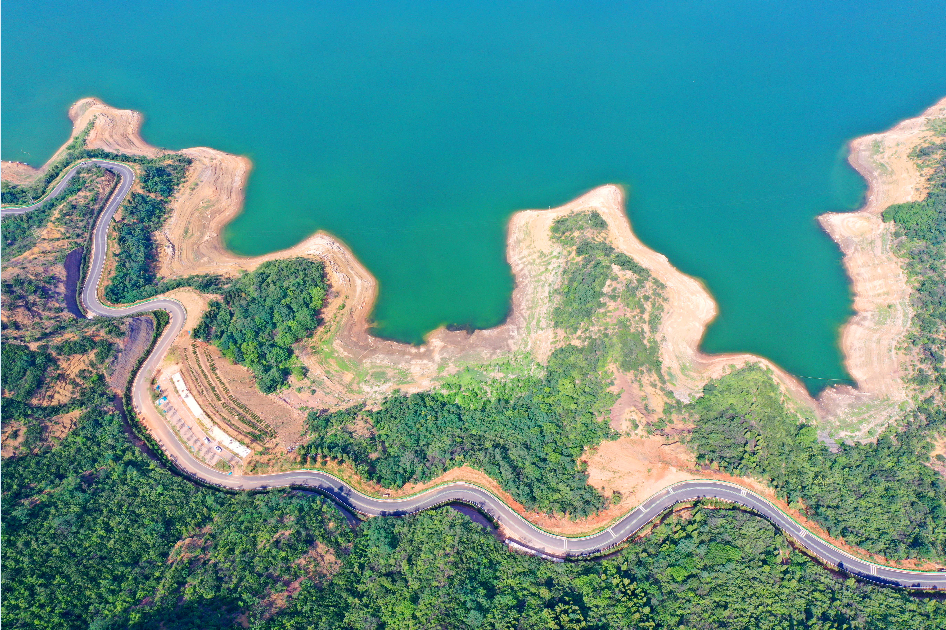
{"left": 4, "top": 161, "right": 945, "bottom": 590}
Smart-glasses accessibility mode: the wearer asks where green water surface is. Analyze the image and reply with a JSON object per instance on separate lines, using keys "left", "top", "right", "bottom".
{"left": 3, "top": 1, "right": 945, "bottom": 393}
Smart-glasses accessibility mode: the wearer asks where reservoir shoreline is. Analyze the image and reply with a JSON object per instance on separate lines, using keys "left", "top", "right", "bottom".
{"left": 3, "top": 96, "right": 945, "bottom": 567}
{"left": 818, "top": 96, "right": 946, "bottom": 438}
{"left": 10, "top": 96, "right": 942, "bottom": 430}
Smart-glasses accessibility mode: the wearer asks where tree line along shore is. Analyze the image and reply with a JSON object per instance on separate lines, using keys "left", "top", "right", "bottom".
{"left": 2, "top": 97, "right": 945, "bottom": 628}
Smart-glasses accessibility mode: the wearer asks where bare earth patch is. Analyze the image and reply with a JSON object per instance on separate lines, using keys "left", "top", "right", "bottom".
{"left": 0, "top": 161, "right": 41, "bottom": 186}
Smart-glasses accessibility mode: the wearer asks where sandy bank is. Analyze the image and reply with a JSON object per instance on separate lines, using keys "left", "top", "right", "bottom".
{"left": 1, "top": 97, "right": 162, "bottom": 185}
{"left": 817, "top": 97, "right": 946, "bottom": 440}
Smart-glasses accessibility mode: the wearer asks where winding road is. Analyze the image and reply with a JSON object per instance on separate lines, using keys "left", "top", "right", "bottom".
{"left": 4, "top": 160, "right": 945, "bottom": 590}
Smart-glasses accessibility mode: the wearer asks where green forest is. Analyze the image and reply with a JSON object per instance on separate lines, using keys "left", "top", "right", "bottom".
{"left": 195, "top": 258, "right": 328, "bottom": 392}
{"left": 303, "top": 341, "right": 615, "bottom": 517}
{"left": 2, "top": 361, "right": 356, "bottom": 629}
{"left": 4, "top": 385, "right": 944, "bottom": 629}
{"left": 140, "top": 162, "right": 188, "bottom": 199}
{"left": 101, "top": 185, "right": 228, "bottom": 304}
{"left": 688, "top": 365, "right": 946, "bottom": 560}
{"left": 1, "top": 342, "right": 55, "bottom": 402}
{"left": 2, "top": 343, "right": 943, "bottom": 628}
{"left": 301, "top": 211, "right": 668, "bottom": 517}
{"left": 104, "top": 192, "right": 171, "bottom": 302}
{"left": 268, "top": 507, "right": 946, "bottom": 630}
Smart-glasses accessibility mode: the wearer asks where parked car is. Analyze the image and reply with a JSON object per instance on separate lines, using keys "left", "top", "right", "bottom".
{"left": 214, "top": 446, "right": 223, "bottom": 452}
{"left": 204, "top": 437, "right": 212, "bottom": 444}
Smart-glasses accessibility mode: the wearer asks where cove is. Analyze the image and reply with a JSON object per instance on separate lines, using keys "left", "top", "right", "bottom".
{"left": 3, "top": 1, "right": 945, "bottom": 394}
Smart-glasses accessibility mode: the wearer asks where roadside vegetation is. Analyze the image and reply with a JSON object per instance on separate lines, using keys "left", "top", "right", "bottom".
{"left": 267, "top": 506, "right": 944, "bottom": 630}
{"left": 104, "top": 192, "right": 171, "bottom": 302}
{"left": 102, "top": 187, "right": 228, "bottom": 303}
{"left": 2, "top": 164, "right": 113, "bottom": 260}
{"left": 2, "top": 392, "right": 354, "bottom": 629}
{"left": 195, "top": 258, "right": 328, "bottom": 393}
{"left": 0, "top": 121, "right": 222, "bottom": 305}
{"left": 688, "top": 364, "right": 946, "bottom": 560}
{"left": 3, "top": 328, "right": 940, "bottom": 628}
{"left": 1, "top": 182, "right": 355, "bottom": 628}
{"left": 303, "top": 342, "right": 615, "bottom": 517}
{"left": 99, "top": 154, "right": 218, "bottom": 304}
{"left": 301, "top": 211, "right": 667, "bottom": 518}
{"left": 0, "top": 120, "right": 188, "bottom": 208}
{"left": 2, "top": 203, "right": 57, "bottom": 259}
{"left": 4, "top": 141, "right": 946, "bottom": 627}
{"left": 682, "top": 131, "right": 946, "bottom": 563}
{"left": 0, "top": 167, "right": 136, "bottom": 353}
{"left": 7, "top": 383, "right": 942, "bottom": 629}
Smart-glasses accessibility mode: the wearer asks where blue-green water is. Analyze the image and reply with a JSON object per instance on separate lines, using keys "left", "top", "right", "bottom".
{"left": 4, "top": 1, "right": 945, "bottom": 393}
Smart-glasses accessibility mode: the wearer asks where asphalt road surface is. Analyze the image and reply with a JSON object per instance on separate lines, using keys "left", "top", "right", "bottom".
{"left": 4, "top": 161, "right": 945, "bottom": 590}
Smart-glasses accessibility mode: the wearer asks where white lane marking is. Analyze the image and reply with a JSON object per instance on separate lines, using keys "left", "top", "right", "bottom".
{"left": 740, "top": 488, "right": 748, "bottom": 497}
{"left": 871, "top": 565, "right": 877, "bottom": 576}
{"left": 609, "top": 527, "right": 616, "bottom": 540}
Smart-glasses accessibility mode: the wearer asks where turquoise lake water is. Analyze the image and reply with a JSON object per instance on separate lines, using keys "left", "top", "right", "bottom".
{"left": 3, "top": 1, "right": 945, "bottom": 393}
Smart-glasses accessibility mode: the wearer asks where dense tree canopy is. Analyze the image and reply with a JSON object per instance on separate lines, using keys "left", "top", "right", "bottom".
{"left": 1, "top": 343, "right": 54, "bottom": 402}
{"left": 2, "top": 400, "right": 354, "bottom": 629}
{"left": 139, "top": 161, "right": 188, "bottom": 198}
{"left": 688, "top": 365, "right": 946, "bottom": 559}
{"left": 104, "top": 193, "right": 169, "bottom": 303}
{"left": 304, "top": 341, "right": 615, "bottom": 517}
{"left": 8, "top": 388, "right": 942, "bottom": 629}
{"left": 268, "top": 506, "right": 946, "bottom": 630}
{"left": 195, "top": 258, "right": 328, "bottom": 392}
